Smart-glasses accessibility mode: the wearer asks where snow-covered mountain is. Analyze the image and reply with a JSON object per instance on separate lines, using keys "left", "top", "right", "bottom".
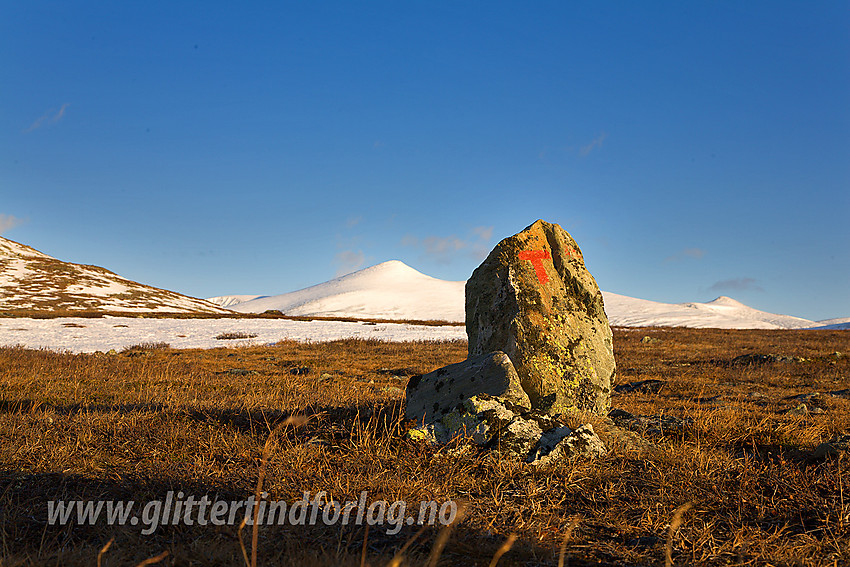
{"left": 0, "top": 236, "right": 230, "bottom": 314}
{"left": 215, "top": 260, "right": 844, "bottom": 329}
{"left": 600, "top": 292, "right": 816, "bottom": 329}
{"left": 226, "top": 260, "right": 467, "bottom": 322}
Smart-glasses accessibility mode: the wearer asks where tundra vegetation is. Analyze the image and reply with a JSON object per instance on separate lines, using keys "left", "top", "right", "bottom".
{"left": 0, "top": 328, "right": 848, "bottom": 566}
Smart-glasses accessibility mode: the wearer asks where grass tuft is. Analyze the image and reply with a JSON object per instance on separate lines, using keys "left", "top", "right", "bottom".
{"left": 216, "top": 331, "right": 260, "bottom": 340}
{"left": 120, "top": 341, "right": 170, "bottom": 352}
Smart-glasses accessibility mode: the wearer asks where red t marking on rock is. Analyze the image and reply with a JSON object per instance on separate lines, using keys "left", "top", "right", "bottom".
{"left": 519, "top": 249, "right": 552, "bottom": 284}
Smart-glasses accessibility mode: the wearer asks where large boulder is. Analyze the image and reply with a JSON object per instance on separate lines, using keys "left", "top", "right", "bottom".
{"left": 466, "top": 220, "right": 615, "bottom": 414}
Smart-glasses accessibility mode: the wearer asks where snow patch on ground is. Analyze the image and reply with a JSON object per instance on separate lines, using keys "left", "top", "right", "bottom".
{"left": 0, "top": 317, "right": 466, "bottom": 353}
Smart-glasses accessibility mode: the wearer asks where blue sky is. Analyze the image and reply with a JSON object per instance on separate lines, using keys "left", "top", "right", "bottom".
{"left": 1, "top": 1, "right": 848, "bottom": 321}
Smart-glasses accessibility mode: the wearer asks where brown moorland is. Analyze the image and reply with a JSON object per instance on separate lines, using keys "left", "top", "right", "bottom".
{"left": 0, "top": 328, "right": 848, "bottom": 566}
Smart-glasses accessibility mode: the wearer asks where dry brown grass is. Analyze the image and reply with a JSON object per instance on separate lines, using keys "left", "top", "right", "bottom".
{"left": 0, "top": 329, "right": 848, "bottom": 566}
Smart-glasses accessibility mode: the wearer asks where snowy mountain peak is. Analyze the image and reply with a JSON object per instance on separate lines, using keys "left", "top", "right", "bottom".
{"left": 335, "top": 260, "right": 441, "bottom": 282}
{"left": 366, "top": 259, "right": 410, "bottom": 271}
{"left": 705, "top": 296, "right": 748, "bottom": 307}
{"left": 227, "top": 261, "right": 466, "bottom": 321}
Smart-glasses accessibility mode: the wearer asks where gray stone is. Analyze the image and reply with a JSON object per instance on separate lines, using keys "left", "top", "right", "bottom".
{"left": 498, "top": 416, "right": 544, "bottom": 459}
{"left": 406, "top": 395, "right": 511, "bottom": 447}
{"left": 527, "top": 424, "right": 606, "bottom": 466}
{"left": 784, "top": 403, "right": 809, "bottom": 416}
{"left": 462, "top": 395, "right": 543, "bottom": 458}
{"left": 463, "top": 394, "right": 524, "bottom": 429}
{"left": 407, "top": 421, "right": 449, "bottom": 444}
{"left": 812, "top": 433, "right": 850, "bottom": 459}
{"left": 731, "top": 353, "right": 805, "bottom": 366}
{"left": 466, "top": 220, "right": 615, "bottom": 415}
{"left": 787, "top": 391, "right": 824, "bottom": 401}
{"left": 404, "top": 351, "right": 530, "bottom": 423}
{"left": 526, "top": 425, "right": 573, "bottom": 462}
{"left": 608, "top": 408, "right": 691, "bottom": 437}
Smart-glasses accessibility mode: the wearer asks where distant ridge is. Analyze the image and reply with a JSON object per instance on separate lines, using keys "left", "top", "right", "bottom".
{"left": 206, "top": 294, "right": 266, "bottom": 308}
{"left": 0, "top": 236, "right": 230, "bottom": 314}
{"left": 810, "top": 317, "right": 850, "bottom": 330}
{"left": 216, "top": 261, "right": 841, "bottom": 329}
{"left": 600, "top": 292, "right": 817, "bottom": 329}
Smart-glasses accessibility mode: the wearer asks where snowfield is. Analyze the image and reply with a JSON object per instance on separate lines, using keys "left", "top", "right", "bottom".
{"left": 0, "top": 317, "right": 466, "bottom": 353}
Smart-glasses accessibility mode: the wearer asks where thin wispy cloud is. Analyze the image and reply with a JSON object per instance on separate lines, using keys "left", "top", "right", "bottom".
{"left": 665, "top": 248, "right": 705, "bottom": 262}
{"left": 423, "top": 236, "right": 466, "bottom": 256}
{"left": 580, "top": 131, "right": 608, "bottom": 156}
{"left": 24, "top": 103, "right": 70, "bottom": 133}
{"left": 0, "top": 214, "right": 24, "bottom": 235}
{"left": 709, "top": 277, "right": 764, "bottom": 293}
{"left": 345, "top": 215, "right": 363, "bottom": 229}
{"left": 334, "top": 249, "right": 365, "bottom": 276}
{"left": 402, "top": 225, "right": 494, "bottom": 264}
{"left": 471, "top": 226, "right": 493, "bottom": 241}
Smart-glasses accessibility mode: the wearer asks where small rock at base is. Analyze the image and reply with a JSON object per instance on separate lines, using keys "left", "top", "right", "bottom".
{"left": 812, "top": 433, "right": 850, "bottom": 459}
{"left": 404, "top": 351, "right": 530, "bottom": 423}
